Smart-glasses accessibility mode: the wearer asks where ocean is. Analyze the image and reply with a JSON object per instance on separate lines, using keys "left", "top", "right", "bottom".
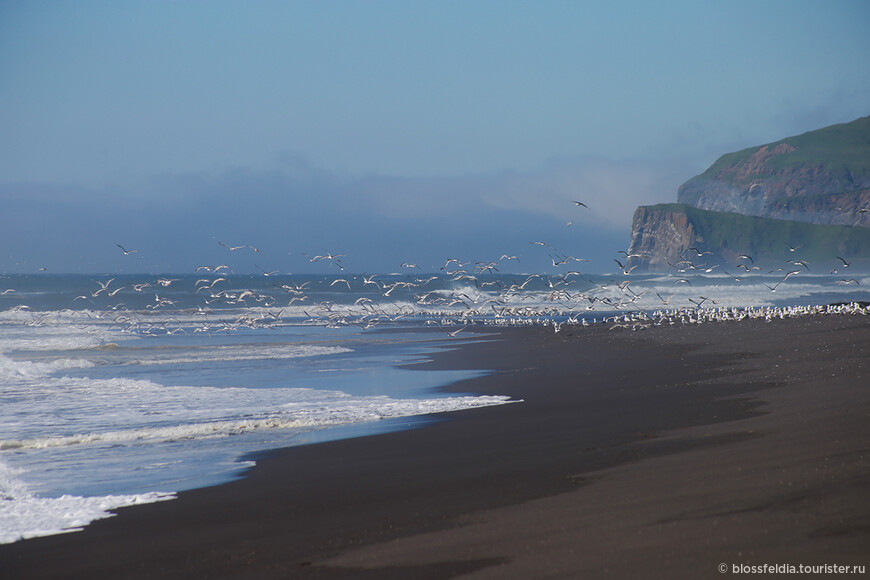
{"left": 1, "top": 269, "right": 868, "bottom": 543}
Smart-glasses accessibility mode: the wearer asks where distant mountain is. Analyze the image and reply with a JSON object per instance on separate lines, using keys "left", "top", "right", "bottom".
{"left": 628, "top": 116, "right": 870, "bottom": 272}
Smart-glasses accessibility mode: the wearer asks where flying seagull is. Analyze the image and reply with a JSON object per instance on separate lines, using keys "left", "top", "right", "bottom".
{"left": 573, "top": 201, "right": 588, "bottom": 208}
{"left": 116, "top": 243, "right": 138, "bottom": 255}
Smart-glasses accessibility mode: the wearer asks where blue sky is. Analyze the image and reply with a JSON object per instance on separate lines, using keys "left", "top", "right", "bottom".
{"left": 1, "top": 0, "right": 868, "bottom": 274}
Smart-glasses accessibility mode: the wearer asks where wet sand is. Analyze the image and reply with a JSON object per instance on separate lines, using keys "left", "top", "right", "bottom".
{"left": 3, "top": 315, "right": 869, "bottom": 579}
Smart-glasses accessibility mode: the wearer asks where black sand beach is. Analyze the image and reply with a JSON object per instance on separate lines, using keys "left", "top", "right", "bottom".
{"left": 3, "top": 314, "right": 869, "bottom": 579}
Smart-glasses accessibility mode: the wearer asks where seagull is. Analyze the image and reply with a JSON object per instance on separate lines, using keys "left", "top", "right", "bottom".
{"left": 655, "top": 292, "right": 676, "bottom": 305}
{"left": 836, "top": 256, "right": 851, "bottom": 268}
{"left": 837, "top": 278, "right": 860, "bottom": 285}
{"left": 573, "top": 201, "right": 588, "bottom": 208}
{"left": 785, "top": 242, "right": 803, "bottom": 252}
{"left": 309, "top": 252, "right": 344, "bottom": 262}
{"left": 116, "top": 243, "right": 138, "bottom": 255}
{"left": 441, "top": 258, "right": 464, "bottom": 270}
{"left": 218, "top": 241, "right": 260, "bottom": 252}
{"left": 613, "top": 259, "right": 637, "bottom": 275}
{"left": 255, "top": 265, "right": 278, "bottom": 276}
{"left": 307, "top": 252, "right": 345, "bottom": 270}
{"left": 92, "top": 278, "right": 115, "bottom": 296}
{"left": 688, "top": 296, "right": 709, "bottom": 308}
{"left": 618, "top": 250, "right": 648, "bottom": 259}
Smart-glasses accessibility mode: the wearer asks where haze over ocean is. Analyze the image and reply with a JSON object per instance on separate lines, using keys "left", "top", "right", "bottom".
{"left": 2, "top": 1, "right": 869, "bottom": 274}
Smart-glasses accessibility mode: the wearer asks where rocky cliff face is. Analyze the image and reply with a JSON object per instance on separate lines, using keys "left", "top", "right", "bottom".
{"left": 676, "top": 115, "right": 870, "bottom": 226}
{"left": 627, "top": 116, "right": 870, "bottom": 271}
{"left": 627, "top": 203, "right": 870, "bottom": 272}
{"left": 626, "top": 205, "right": 699, "bottom": 271}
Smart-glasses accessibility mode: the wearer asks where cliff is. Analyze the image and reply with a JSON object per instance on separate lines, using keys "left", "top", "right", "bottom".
{"left": 627, "top": 204, "right": 870, "bottom": 272}
{"left": 627, "top": 116, "right": 870, "bottom": 272}
{"left": 677, "top": 115, "right": 870, "bottom": 226}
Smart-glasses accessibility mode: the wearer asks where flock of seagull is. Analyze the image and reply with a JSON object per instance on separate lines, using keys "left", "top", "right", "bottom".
{"left": 2, "top": 201, "right": 869, "bottom": 336}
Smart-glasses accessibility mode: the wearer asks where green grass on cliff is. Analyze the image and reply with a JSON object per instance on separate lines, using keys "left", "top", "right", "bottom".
{"left": 650, "top": 203, "right": 870, "bottom": 269}
{"left": 703, "top": 115, "right": 870, "bottom": 182}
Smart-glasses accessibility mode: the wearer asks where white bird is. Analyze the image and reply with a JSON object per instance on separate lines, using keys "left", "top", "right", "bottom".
{"left": 116, "top": 243, "right": 138, "bottom": 255}
{"left": 255, "top": 265, "right": 278, "bottom": 276}
{"left": 613, "top": 259, "right": 637, "bottom": 275}
{"left": 787, "top": 259, "right": 810, "bottom": 271}
{"left": 218, "top": 241, "right": 260, "bottom": 252}
{"left": 92, "top": 278, "right": 115, "bottom": 296}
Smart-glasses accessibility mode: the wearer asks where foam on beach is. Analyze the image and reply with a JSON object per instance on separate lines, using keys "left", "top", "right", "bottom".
{"left": 0, "top": 457, "right": 175, "bottom": 544}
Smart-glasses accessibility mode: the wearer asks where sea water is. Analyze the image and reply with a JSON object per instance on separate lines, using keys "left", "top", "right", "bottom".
{"left": 1, "top": 271, "right": 867, "bottom": 542}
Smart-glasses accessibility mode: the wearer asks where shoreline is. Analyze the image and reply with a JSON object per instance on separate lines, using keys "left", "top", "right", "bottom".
{"left": 2, "top": 314, "right": 869, "bottom": 578}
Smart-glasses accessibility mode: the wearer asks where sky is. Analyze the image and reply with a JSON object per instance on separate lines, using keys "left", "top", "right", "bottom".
{"left": 1, "top": 0, "right": 869, "bottom": 274}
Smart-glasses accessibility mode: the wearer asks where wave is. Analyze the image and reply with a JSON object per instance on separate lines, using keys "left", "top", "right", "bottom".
{"left": 0, "top": 354, "right": 95, "bottom": 381}
{"left": 0, "top": 456, "right": 175, "bottom": 544}
{"left": 0, "top": 394, "right": 513, "bottom": 451}
{"left": 119, "top": 344, "right": 353, "bottom": 366}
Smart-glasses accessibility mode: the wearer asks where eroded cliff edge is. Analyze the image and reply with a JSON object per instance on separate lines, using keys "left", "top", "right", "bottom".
{"left": 627, "top": 116, "right": 870, "bottom": 272}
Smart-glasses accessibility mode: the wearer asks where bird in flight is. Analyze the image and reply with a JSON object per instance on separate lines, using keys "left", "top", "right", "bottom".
{"left": 573, "top": 201, "right": 588, "bottom": 208}
{"left": 218, "top": 241, "right": 261, "bottom": 252}
{"left": 116, "top": 243, "right": 138, "bottom": 255}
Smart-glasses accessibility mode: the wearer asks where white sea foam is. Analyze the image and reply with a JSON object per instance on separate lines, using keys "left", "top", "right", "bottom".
{"left": 0, "top": 354, "right": 95, "bottom": 381}
{"left": 0, "top": 389, "right": 512, "bottom": 451}
{"left": 0, "top": 457, "right": 174, "bottom": 544}
{"left": 122, "top": 343, "right": 352, "bottom": 366}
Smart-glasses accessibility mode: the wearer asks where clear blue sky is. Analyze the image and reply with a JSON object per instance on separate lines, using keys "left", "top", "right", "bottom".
{"left": 2, "top": 0, "right": 868, "bottom": 274}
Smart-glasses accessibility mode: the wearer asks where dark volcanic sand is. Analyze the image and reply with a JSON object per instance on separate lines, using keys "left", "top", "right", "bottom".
{"left": 3, "top": 315, "right": 868, "bottom": 579}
